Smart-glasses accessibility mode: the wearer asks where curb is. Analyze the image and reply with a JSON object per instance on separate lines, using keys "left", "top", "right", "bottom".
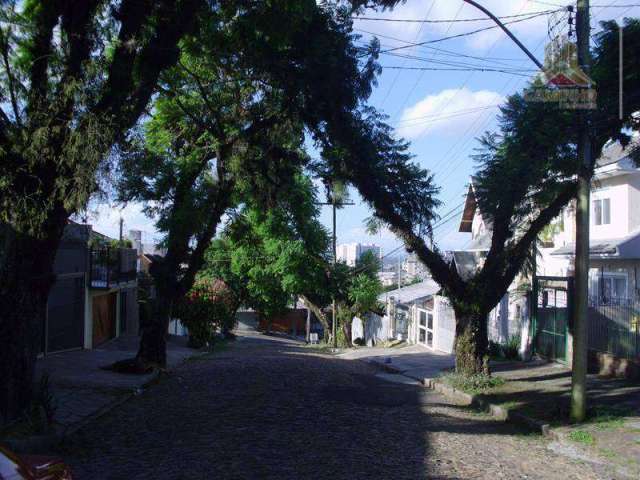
{"left": 423, "top": 378, "right": 556, "bottom": 438}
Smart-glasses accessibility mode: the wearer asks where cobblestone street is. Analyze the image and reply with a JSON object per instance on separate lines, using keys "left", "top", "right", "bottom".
{"left": 63, "top": 333, "right": 609, "bottom": 479}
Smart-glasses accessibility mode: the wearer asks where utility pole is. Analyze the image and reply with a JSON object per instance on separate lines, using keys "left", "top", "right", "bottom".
{"left": 119, "top": 216, "right": 124, "bottom": 242}
{"left": 571, "top": 0, "right": 592, "bottom": 423}
{"left": 461, "top": 0, "right": 593, "bottom": 422}
{"left": 332, "top": 200, "right": 337, "bottom": 348}
{"left": 317, "top": 197, "right": 354, "bottom": 348}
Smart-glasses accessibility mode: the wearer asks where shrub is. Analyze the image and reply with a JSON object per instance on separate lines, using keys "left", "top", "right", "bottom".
{"left": 175, "top": 280, "right": 236, "bottom": 349}
{"left": 440, "top": 372, "right": 506, "bottom": 394}
{"left": 488, "top": 340, "right": 502, "bottom": 359}
{"left": 353, "top": 337, "right": 366, "bottom": 346}
{"left": 502, "top": 334, "right": 521, "bottom": 360}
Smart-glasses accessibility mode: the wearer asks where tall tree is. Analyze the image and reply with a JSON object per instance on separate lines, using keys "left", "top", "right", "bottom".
{"left": 206, "top": 173, "right": 332, "bottom": 327}
{"left": 330, "top": 20, "right": 640, "bottom": 374}
{"left": 0, "top": 0, "right": 205, "bottom": 422}
{"left": 242, "top": 4, "right": 640, "bottom": 373}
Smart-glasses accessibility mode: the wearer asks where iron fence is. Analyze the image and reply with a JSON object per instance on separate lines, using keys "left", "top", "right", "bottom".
{"left": 90, "top": 247, "right": 137, "bottom": 288}
{"left": 587, "top": 297, "right": 640, "bottom": 359}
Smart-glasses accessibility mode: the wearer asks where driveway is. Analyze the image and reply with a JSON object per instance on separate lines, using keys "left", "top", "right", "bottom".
{"left": 63, "top": 332, "right": 611, "bottom": 479}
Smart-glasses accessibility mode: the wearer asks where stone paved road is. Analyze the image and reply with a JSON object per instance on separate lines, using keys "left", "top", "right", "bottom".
{"left": 63, "top": 333, "right": 610, "bottom": 479}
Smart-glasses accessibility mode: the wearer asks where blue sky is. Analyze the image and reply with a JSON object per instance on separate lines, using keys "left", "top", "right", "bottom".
{"left": 90, "top": 1, "right": 640, "bottom": 255}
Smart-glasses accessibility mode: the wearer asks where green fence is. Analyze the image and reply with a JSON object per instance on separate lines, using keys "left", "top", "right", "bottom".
{"left": 533, "top": 276, "right": 572, "bottom": 363}
{"left": 587, "top": 298, "right": 640, "bottom": 359}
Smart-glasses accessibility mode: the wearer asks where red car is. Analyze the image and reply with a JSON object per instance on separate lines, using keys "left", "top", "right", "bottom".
{"left": 0, "top": 447, "right": 72, "bottom": 480}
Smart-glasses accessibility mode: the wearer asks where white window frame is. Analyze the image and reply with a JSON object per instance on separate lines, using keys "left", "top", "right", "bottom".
{"left": 417, "top": 308, "right": 434, "bottom": 348}
{"left": 593, "top": 198, "right": 611, "bottom": 226}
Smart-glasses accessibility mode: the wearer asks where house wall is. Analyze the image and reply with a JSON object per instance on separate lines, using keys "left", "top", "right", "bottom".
{"left": 591, "top": 175, "right": 630, "bottom": 240}
{"left": 352, "top": 312, "right": 393, "bottom": 345}
{"left": 538, "top": 248, "right": 573, "bottom": 277}
{"left": 434, "top": 296, "right": 455, "bottom": 353}
{"left": 471, "top": 209, "right": 487, "bottom": 240}
{"left": 486, "top": 291, "right": 531, "bottom": 358}
{"left": 628, "top": 173, "right": 640, "bottom": 233}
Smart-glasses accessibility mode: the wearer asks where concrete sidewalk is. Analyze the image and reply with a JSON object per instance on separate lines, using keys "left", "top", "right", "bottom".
{"left": 34, "top": 335, "right": 199, "bottom": 432}
{"left": 339, "top": 344, "right": 454, "bottom": 381}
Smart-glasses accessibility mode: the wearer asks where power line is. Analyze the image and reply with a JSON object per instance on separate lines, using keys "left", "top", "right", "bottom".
{"left": 398, "top": 0, "right": 536, "bottom": 144}
{"left": 392, "top": 104, "right": 501, "bottom": 125}
{"left": 388, "top": 1, "right": 464, "bottom": 120}
{"left": 352, "top": 9, "right": 559, "bottom": 23}
{"left": 378, "top": 0, "right": 436, "bottom": 108}
{"left": 356, "top": 34, "right": 527, "bottom": 63}
{"left": 380, "top": 65, "right": 536, "bottom": 77}
{"left": 374, "top": 10, "right": 556, "bottom": 55}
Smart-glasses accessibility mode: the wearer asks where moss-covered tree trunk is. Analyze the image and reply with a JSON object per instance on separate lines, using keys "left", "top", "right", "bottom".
{"left": 453, "top": 305, "right": 490, "bottom": 376}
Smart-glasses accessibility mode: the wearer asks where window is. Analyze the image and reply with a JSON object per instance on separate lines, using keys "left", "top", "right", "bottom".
{"left": 593, "top": 198, "right": 611, "bottom": 226}
{"left": 589, "top": 270, "right": 628, "bottom": 303}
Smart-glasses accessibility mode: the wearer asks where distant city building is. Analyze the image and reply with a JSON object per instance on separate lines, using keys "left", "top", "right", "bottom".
{"left": 337, "top": 242, "right": 381, "bottom": 267}
{"left": 377, "top": 270, "right": 398, "bottom": 287}
{"left": 127, "top": 229, "right": 167, "bottom": 257}
{"left": 402, "top": 253, "right": 430, "bottom": 280}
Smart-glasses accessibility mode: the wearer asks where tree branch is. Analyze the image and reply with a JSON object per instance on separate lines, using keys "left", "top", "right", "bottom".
{"left": 0, "top": 26, "right": 22, "bottom": 127}
{"left": 26, "top": 0, "right": 62, "bottom": 116}
{"left": 481, "top": 181, "right": 578, "bottom": 306}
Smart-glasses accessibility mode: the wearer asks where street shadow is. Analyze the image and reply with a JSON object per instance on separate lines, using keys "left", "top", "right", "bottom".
{"left": 61, "top": 333, "right": 439, "bottom": 479}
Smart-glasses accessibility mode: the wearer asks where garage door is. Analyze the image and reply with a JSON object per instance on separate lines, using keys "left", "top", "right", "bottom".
{"left": 45, "top": 273, "right": 85, "bottom": 353}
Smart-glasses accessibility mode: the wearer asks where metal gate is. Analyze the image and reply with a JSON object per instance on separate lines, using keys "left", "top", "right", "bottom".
{"left": 44, "top": 272, "right": 85, "bottom": 353}
{"left": 533, "top": 276, "right": 573, "bottom": 363}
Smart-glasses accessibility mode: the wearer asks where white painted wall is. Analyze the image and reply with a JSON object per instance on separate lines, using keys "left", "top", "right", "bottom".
{"left": 591, "top": 175, "right": 630, "bottom": 240}
{"left": 627, "top": 173, "right": 640, "bottom": 233}
{"left": 434, "top": 296, "right": 455, "bottom": 353}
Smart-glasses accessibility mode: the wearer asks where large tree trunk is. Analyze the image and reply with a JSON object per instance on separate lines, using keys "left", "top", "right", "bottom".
{"left": 136, "top": 294, "right": 172, "bottom": 367}
{"left": 453, "top": 306, "right": 490, "bottom": 376}
{"left": 0, "top": 225, "right": 60, "bottom": 423}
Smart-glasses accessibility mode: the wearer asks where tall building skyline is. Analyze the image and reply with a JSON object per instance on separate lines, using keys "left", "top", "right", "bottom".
{"left": 336, "top": 242, "right": 382, "bottom": 267}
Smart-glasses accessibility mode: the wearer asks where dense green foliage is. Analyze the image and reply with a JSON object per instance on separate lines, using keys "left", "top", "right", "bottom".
{"left": 174, "top": 280, "right": 235, "bottom": 348}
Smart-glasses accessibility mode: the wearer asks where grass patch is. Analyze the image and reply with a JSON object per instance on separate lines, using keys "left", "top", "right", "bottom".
{"left": 568, "top": 430, "right": 595, "bottom": 446}
{"left": 588, "top": 405, "right": 632, "bottom": 430}
{"left": 599, "top": 448, "right": 618, "bottom": 460}
{"left": 440, "top": 372, "right": 506, "bottom": 395}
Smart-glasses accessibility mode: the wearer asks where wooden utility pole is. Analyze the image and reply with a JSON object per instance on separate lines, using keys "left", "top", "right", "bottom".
{"left": 571, "top": 0, "right": 592, "bottom": 423}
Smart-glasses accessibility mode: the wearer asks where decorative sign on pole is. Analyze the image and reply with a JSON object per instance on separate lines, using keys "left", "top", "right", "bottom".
{"left": 525, "top": 34, "right": 597, "bottom": 109}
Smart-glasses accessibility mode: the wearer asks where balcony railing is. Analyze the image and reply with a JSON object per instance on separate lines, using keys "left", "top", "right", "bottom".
{"left": 89, "top": 247, "right": 137, "bottom": 289}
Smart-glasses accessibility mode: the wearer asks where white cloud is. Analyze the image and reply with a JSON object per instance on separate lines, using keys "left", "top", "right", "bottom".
{"left": 396, "top": 87, "right": 503, "bottom": 140}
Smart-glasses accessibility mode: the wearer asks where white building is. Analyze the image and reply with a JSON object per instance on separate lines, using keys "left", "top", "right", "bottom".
{"left": 538, "top": 140, "right": 640, "bottom": 302}
{"left": 352, "top": 279, "right": 455, "bottom": 351}
{"left": 402, "top": 253, "right": 430, "bottom": 280}
{"left": 336, "top": 242, "right": 381, "bottom": 267}
{"left": 377, "top": 270, "right": 398, "bottom": 287}
{"left": 373, "top": 139, "right": 640, "bottom": 360}
{"left": 446, "top": 138, "right": 640, "bottom": 361}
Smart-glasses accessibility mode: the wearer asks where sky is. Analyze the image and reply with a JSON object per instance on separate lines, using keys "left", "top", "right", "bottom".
{"left": 89, "top": 0, "right": 640, "bottom": 257}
